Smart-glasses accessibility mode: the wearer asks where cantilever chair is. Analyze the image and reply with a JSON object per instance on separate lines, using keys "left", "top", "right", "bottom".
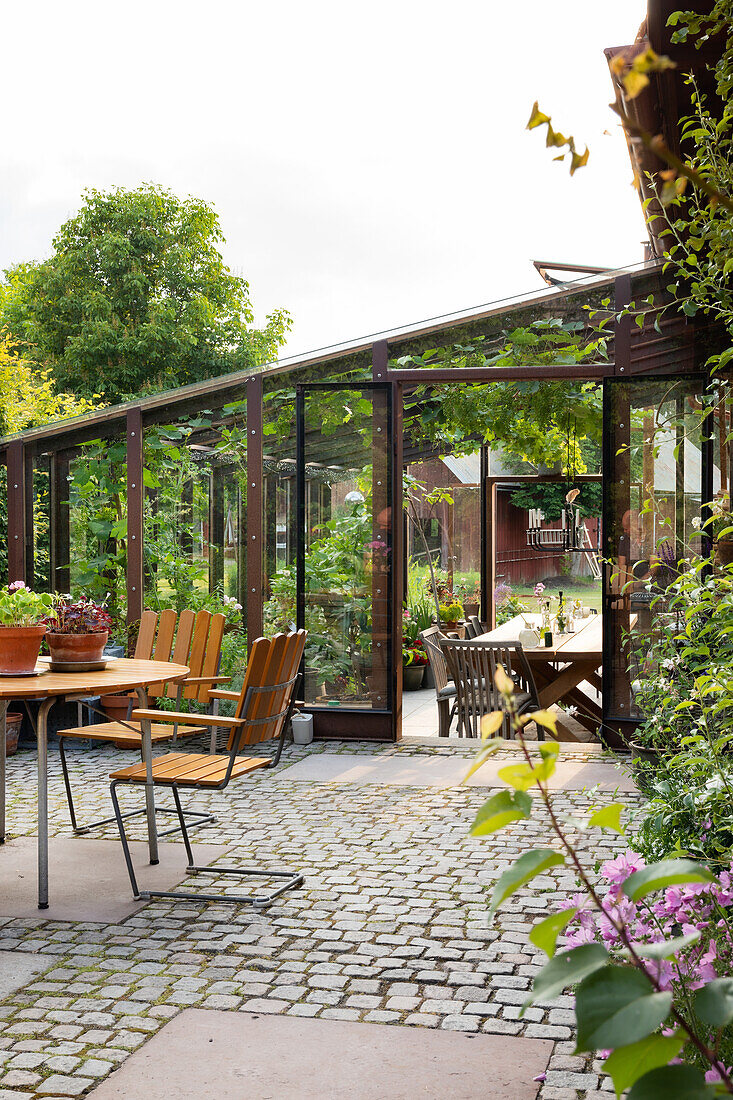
{"left": 420, "top": 626, "right": 458, "bottom": 737}
{"left": 110, "top": 629, "right": 307, "bottom": 909}
{"left": 58, "top": 608, "right": 227, "bottom": 836}
{"left": 439, "top": 637, "right": 542, "bottom": 739}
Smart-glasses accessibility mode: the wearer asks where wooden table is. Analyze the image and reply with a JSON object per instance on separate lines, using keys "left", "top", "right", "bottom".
{"left": 0, "top": 658, "right": 189, "bottom": 909}
{"left": 478, "top": 614, "right": 602, "bottom": 740}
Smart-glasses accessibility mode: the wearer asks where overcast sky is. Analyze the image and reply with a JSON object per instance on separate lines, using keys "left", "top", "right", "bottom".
{"left": 1, "top": 1, "right": 648, "bottom": 358}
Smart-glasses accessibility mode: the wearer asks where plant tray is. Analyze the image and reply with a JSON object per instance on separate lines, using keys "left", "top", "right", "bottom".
{"left": 39, "top": 657, "right": 109, "bottom": 673}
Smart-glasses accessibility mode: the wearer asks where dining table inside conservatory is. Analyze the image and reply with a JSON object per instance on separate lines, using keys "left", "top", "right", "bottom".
{"left": 477, "top": 613, "right": 603, "bottom": 740}
{"left": 0, "top": 658, "right": 189, "bottom": 910}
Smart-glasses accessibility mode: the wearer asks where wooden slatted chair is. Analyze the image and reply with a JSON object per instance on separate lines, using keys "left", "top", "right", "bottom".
{"left": 58, "top": 608, "right": 228, "bottom": 835}
{"left": 420, "top": 626, "right": 458, "bottom": 737}
{"left": 439, "top": 637, "right": 541, "bottom": 739}
{"left": 110, "top": 630, "right": 307, "bottom": 909}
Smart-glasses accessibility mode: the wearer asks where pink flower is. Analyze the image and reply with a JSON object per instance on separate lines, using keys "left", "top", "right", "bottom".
{"left": 600, "top": 852, "right": 646, "bottom": 885}
{"left": 8, "top": 580, "right": 27, "bottom": 592}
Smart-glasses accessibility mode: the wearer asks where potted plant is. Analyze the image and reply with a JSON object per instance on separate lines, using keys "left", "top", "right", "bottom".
{"left": 438, "top": 601, "right": 464, "bottom": 630}
{"left": 403, "top": 639, "right": 428, "bottom": 690}
{"left": 43, "top": 597, "right": 113, "bottom": 666}
{"left": 0, "top": 582, "right": 56, "bottom": 674}
{"left": 462, "top": 585, "right": 481, "bottom": 619}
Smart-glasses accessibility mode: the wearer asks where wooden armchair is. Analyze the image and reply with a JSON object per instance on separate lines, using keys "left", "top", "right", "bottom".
{"left": 58, "top": 608, "right": 228, "bottom": 835}
{"left": 110, "top": 630, "right": 307, "bottom": 909}
{"left": 439, "top": 637, "right": 541, "bottom": 739}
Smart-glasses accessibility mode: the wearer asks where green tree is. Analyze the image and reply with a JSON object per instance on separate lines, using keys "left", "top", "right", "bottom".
{"left": 0, "top": 184, "right": 291, "bottom": 401}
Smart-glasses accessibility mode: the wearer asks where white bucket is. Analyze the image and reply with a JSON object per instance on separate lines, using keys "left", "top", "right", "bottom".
{"left": 291, "top": 713, "right": 314, "bottom": 745}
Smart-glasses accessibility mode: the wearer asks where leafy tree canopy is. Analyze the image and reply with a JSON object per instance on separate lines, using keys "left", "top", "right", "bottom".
{"left": 0, "top": 184, "right": 291, "bottom": 402}
{"left": 0, "top": 330, "right": 98, "bottom": 437}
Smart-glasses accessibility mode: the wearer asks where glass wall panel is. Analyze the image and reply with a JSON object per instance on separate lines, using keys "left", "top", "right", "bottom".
{"left": 299, "top": 385, "right": 393, "bottom": 712}
{"left": 603, "top": 376, "right": 709, "bottom": 736}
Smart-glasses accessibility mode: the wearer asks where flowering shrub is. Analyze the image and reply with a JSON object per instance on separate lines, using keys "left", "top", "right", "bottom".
{"left": 469, "top": 669, "right": 733, "bottom": 1097}
{"left": 403, "top": 639, "right": 428, "bottom": 667}
{"left": 629, "top": 553, "right": 733, "bottom": 866}
{"left": 494, "top": 581, "right": 528, "bottom": 626}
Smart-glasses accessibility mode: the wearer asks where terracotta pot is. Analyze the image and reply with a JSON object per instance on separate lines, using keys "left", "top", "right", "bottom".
{"left": 0, "top": 625, "right": 47, "bottom": 674}
{"left": 100, "top": 693, "right": 133, "bottom": 723}
{"left": 5, "top": 712, "right": 22, "bottom": 755}
{"left": 463, "top": 601, "right": 480, "bottom": 618}
{"left": 46, "top": 631, "right": 108, "bottom": 664}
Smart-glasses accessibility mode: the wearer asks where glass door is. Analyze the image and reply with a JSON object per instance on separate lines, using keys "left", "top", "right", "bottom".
{"left": 296, "top": 382, "right": 397, "bottom": 740}
{"left": 602, "top": 375, "right": 713, "bottom": 746}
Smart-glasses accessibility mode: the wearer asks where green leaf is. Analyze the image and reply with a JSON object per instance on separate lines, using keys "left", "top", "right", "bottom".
{"left": 575, "top": 966, "right": 672, "bottom": 1052}
{"left": 529, "top": 908, "right": 578, "bottom": 957}
{"left": 489, "top": 848, "right": 565, "bottom": 915}
{"left": 604, "top": 1032, "right": 685, "bottom": 1098}
{"left": 627, "top": 1065, "right": 716, "bottom": 1099}
{"left": 497, "top": 756, "right": 556, "bottom": 791}
{"left": 588, "top": 803, "right": 625, "bottom": 833}
{"left": 524, "top": 943, "right": 608, "bottom": 1009}
{"left": 622, "top": 860, "right": 716, "bottom": 901}
{"left": 693, "top": 978, "right": 733, "bottom": 1028}
{"left": 471, "top": 790, "right": 532, "bottom": 836}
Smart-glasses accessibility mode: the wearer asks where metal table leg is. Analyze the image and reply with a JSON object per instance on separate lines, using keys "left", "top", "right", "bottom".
{"left": 0, "top": 699, "right": 8, "bottom": 844}
{"left": 136, "top": 686, "right": 159, "bottom": 865}
{"left": 37, "top": 697, "right": 54, "bottom": 910}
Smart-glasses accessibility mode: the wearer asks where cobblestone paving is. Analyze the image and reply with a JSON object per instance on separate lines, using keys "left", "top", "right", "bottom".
{"left": 0, "top": 736, "right": 640, "bottom": 1099}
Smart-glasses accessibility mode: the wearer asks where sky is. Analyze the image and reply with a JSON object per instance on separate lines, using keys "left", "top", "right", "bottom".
{"left": 1, "top": 1, "right": 649, "bottom": 359}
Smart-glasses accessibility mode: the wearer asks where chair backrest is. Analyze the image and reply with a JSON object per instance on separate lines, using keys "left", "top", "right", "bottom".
{"left": 439, "top": 638, "right": 538, "bottom": 738}
{"left": 133, "top": 610, "right": 159, "bottom": 659}
{"left": 468, "top": 615, "right": 485, "bottom": 638}
{"left": 228, "top": 630, "right": 307, "bottom": 752}
{"left": 420, "top": 626, "right": 453, "bottom": 695}
{"left": 464, "top": 619, "right": 479, "bottom": 639}
{"left": 144, "top": 609, "right": 225, "bottom": 703}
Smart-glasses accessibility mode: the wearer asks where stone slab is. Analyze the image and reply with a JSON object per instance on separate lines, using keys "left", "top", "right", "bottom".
{"left": 0, "top": 836, "right": 229, "bottom": 922}
{"left": 0, "top": 950, "right": 53, "bottom": 1000}
{"left": 87, "top": 1008, "right": 553, "bottom": 1099}
{"left": 280, "top": 753, "right": 635, "bottom": 791}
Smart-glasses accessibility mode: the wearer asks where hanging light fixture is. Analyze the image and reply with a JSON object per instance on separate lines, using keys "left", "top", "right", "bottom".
{"left": 526, "top": 420, "right": 585, "bottom": 553}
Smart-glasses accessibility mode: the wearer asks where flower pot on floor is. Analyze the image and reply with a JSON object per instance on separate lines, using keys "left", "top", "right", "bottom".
{"left": 402, "top": 665, "right": 426, "bottom": 691}
{"left": 0, "top": 625, "right": 47, "bottom": 675}
{"left": 4, "top": 712, "right": 22, "bottom": 755}
{"left": 46, "top": 631, "right": 109, "bottom": 666}
{"left": 100, "top": 693, "right": 134, "bottom": 723}
{"left": 291, "top": 713, "right": 314, "bottom": 745}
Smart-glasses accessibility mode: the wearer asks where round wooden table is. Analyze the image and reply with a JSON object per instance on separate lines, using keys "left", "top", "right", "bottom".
{"left": 0, "top": 658, "right": 189, "bottom": 909}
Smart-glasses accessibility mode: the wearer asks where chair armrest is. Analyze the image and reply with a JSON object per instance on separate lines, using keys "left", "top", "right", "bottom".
{"left": 183, "top": 676, "right": 232, "bottom": 686}
{"left": 131, "top": 708, "right": 243, "bottom": 729}
{"left": 208, "top": 689, "right": 240, "bottom": 702}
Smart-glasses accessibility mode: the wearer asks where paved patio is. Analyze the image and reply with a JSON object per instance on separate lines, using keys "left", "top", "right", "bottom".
{"left": 0, "top": 731, "right": 636, "bottom": 1099}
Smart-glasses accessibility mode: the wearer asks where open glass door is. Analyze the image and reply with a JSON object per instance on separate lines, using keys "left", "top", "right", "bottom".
{"left": 602, "top": 375, "right": 713, "bottom": 746}
{"left": 295, "top": 382, "right": 397, "bottom": 740}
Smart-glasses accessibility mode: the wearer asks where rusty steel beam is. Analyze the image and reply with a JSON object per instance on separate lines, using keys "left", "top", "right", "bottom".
{"left": 126, "top": 408, "right": 144, "bottom": 627}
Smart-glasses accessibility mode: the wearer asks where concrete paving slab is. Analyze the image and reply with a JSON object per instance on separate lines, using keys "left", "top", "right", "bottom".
{"left": 0, "top": 836, "right": 229, "bottom": 922}
{"left": 87, "top": 1008, "right": 553, "bottom": 1100}
{"left": 0, "top": 950, "right": 53, "bottom": 1001}
{"left": 281, "top": 752, "right": 635, "bottom": 791}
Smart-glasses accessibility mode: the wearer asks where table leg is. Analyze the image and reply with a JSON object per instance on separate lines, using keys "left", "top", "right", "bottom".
{"left": 136, "top": 686, "right": 159, "bottom": 865}
{"left": 37, "top": 697, "right": 54, "bottom": 910}
{"left": 0, "top": 699, "right": 7, "bottom": 844}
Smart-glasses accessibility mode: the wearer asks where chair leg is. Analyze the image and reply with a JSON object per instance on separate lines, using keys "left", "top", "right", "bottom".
{"left": 110, "top": 780, "right": 142, "bottom": 900}
{"left": 60, "top": 738, "right": 215, "bottom": 837}
{"left": 111, "top": 781, "right": 304, "bottom": 909}
{"left": 437, "top": 699, "right": 449, "bottom": 737}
